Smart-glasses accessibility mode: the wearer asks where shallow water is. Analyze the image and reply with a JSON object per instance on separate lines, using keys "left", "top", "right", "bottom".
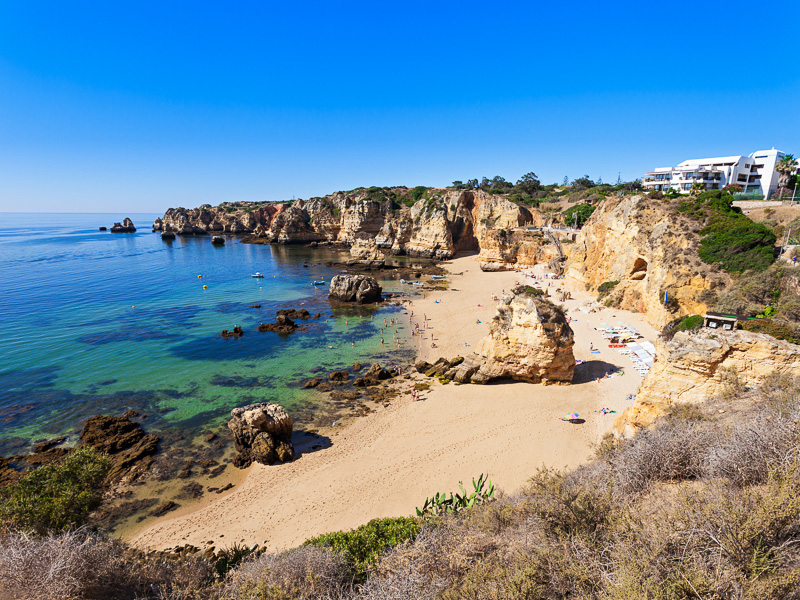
{"left": 0, "top": 213, "right": 414, "bottom": 454}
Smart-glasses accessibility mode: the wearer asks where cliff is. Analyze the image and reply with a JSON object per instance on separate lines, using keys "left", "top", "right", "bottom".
{"left": 564, "top": 195, "right": 728, "bottom": 328}
{"left": 154, "top": 189, "right": 549, "bottom": 262}
{"left": 454, "top": 292, "right": 575, "bottom": 384}
{"left": 615, "top": 329, "right": 800, "bottom": 436}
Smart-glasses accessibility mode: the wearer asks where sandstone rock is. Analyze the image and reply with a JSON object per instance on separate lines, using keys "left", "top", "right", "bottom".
{"left": 110, "top": 217, "right": 136, "bottom": 233}
{"left": 614, "top": 329, "right": 800, "bottom": 436}
{"left": 328, "top": 274, "right": 382, "bottom": 304}
{"left": 303, "top": 378, "right": 322, "bottom": 388}
{"left": 564, "top": 195, "right": 727, "bottom": 327}
{"left": 161, "top": 231, "right": 176, "bottom": 241}
{"left": 79, "top": 414, "right": 159, "bottom": 482}
{"left": 228, "top": 402, "right": 294, "bottom": 468}
{"left": 277, "top": 308, "right": 311, "bottom": 320}
{"left": 453, "top": 293, "right": 575, "bottom": 385}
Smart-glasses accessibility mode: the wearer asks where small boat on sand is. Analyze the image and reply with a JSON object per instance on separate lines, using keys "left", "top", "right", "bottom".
{"left": 252, "top": 273, "right": 265, "bottom": 278}
{"left": 431, "top": 275, "right": 447, "bottom": 280}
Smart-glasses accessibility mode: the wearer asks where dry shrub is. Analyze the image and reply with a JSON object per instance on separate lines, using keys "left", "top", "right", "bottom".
{"left": 665, "top": 401, "right": 706, "bottom": 421}
{"left": 0, "top": 528, "right": 115, "bottom": 600}
{"left": 221, "top": 546, "right": 352, "bottom": 600}
{"left": 0, "top": 528, "right": 215, "bottom": 600}
{"left": 717, "top": 366, "right": 746, "bottom": 401}
{"left": 610, "top": 421, "right": 711, "bottom": 494}
{"left": 707, "top": 409, "right": 800, "bottom": 485}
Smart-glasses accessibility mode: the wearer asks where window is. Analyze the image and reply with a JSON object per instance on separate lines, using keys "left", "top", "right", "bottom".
{"left": 684, "top": 183, "right": 691, "bottom": 190}
{"left": 755, "top": 155, "right": 768, "bottom": 158}
{"left": 737, "top": 174, "right": 747, "bottom": 182}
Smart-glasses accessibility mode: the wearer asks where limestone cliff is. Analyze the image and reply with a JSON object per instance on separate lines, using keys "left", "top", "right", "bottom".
{"left": 454, "top": 293, "right": 575, "bottom": 384}
{"left": 564, "top": 195, "right": 728, "bottom": 328}
{"left": 154, "top": 189, "right": 547, "bottom": 261}
{"left": 615, "top": 329, "right": 800, "bottom": 436}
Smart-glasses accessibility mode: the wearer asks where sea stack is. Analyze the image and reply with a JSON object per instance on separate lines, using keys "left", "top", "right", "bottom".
{"left": 454, "top": 291, "right": 575, "bottom": 385}
{"left": 328, "top": 274, "right": 382, "bottom": 304}
{"left": 110, "top": 217, "right": 136, "bottom": 233}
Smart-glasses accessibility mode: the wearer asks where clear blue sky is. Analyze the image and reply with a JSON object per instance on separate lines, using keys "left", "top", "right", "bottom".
{"left": 1, "top": 1, "right": 798, "bottom": 213}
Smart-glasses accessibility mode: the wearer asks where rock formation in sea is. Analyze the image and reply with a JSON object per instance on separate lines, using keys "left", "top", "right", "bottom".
{"left": 453, "top": 291, "right": 575, "bottom": 384}
{"left": 564, "top": 194, "right": 727, "bottom": 327}
{"left": 328, "top": 274, "right": 382, "bottom": 304}
{"left": 110, "top": 217, "right": 136, "bottom": 233}
{"left": 228, "top": 402, "right": 294, "bottom": 468}
{"left": 78, "top": 413, "right": 160, "bottom": 482}
{"left": 614, "top": 329, "right": 800, "bottom": 436}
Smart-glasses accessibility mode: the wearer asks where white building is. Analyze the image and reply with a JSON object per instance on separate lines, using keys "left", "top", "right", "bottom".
{"left": 642, "top": 149, "right": 794, "bottom": 197}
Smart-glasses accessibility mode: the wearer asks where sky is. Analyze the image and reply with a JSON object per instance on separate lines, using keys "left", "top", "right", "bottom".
{"left": 1, "top": 1, "right": 798, "bottom": 213}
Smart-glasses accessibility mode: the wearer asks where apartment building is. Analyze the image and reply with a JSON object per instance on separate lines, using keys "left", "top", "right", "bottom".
{"left": 642, "top": 149, "right": 792, "bottom": 196}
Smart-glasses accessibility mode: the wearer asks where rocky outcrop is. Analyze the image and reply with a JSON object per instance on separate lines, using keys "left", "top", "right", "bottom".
{"left": 79, "top": 413, "right": 159, "bottom": 482}
{"left": 211, "top": 236, "right": 225, "bottom": 246}
{"left": 329, "top": 274, "right": 382, "bottom": 304}
{"left": 257, "top": 314, "right": 297, "bottom": 335}
{"left": 154, "top": 188, "right": 541, "bottom": 260}
{"left": 615, "top": 329, "right": 800, "bottom": 436}
{"left": 453, "top": 293, "right": 575, "bottom": 384}
{"left": 478, "top": 228, "right": 562, "bottom": 271}
{"left": 564, "top": 195, "right": 728, "bottom": 327}
{"left": 228, "top": 402, "right": 294, "bottom": 468}
{"left": 349, "top": 233, "right": 386, "bottom": 268}
{"left": 110, "top": 218, "right": 136, "bottom": 233}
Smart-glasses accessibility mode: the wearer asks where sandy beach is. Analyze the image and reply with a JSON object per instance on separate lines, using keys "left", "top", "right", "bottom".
{"left": 131, "top": 254, "right": 657, "bottom": 551}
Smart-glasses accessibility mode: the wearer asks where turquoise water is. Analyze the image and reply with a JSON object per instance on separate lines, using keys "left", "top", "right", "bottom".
{"left": 0, "top": 213, "right": 414, "bottom": 455}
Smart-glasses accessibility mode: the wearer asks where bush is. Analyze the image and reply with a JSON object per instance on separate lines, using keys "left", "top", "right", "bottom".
{"left": 698, "top": 218, "right": 776, "bottom": 273}
{"left": 222, "top": 546, "right": 352, "bottom": 600}
{"left": 562, "top": 203, "right": 596, "bottom": 227}
{"left": 666, "top": 401, "right": 706, "bottom": 421}
{"left": 305, "top": 516, "right": 420, "bottom": 580}
{"left": 610, "top": 421, "right": 711, "bottom": 494}
{"left": 706, "top": 409, "right": 800, "bottom": 485}
{"left": 741, "top": 318, "right": 800, "bottom": 344}
{"left": 0, "top": 447, "right": 111, "bottom": 534}
{"left": 597, "top": 280, "right": 619, "bottom": 296}
{"left": 676, "top": 314, "right": 704, "bottom": 331}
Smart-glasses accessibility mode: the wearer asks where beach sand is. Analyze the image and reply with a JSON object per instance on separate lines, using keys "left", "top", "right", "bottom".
{"left": 131, "top": 254, "right": 657, "bottom": 551}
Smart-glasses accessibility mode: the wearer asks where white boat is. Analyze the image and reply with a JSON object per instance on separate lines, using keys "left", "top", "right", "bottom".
{"left": 252, "top": 273, "right": 264, "bottom": 278}
{"left": 431, "top": 275, "right": 447, "bottom": 280}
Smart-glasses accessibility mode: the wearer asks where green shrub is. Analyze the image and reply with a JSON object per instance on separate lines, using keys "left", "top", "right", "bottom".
{"left": 597, "top": 280, "right": 619, "bottom": 295}
{"left": 0, "top": 447, "right": 111, "bottom": 534}
{"left": 305, "top": 516, "right": 420, "bottom": 580}
{"left": 740, "top": 318, "right": 800, "bottom": 345}
{"left": 698, "top": 218, "right": 776, "bottom": 273}
{"left": 563, "top": 203, "right": 596, "bottom": 227}
{"left": 676, "top": 314, "right": 704, "bottom": 331}
{"left": 416, "top": 474, "right": 496, "bottom": 518}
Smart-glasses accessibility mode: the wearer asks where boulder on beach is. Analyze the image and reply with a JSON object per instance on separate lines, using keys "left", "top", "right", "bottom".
{"left": 110, "top": 217, "right": 136, "bottom": 233}
{"left": 228, "top": 402, "right": 294, "bottom": 468}
{"left": 328, "top": 274, "right": 382, "bottom": 304}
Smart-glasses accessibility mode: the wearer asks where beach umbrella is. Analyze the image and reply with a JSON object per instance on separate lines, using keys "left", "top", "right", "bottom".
{"left": 564, "top": 413, "right": 579, "bottom": 420}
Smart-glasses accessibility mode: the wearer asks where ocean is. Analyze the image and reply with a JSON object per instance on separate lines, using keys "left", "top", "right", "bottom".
{"left": 0, "top": 213, "right": 415, "bottom": 456}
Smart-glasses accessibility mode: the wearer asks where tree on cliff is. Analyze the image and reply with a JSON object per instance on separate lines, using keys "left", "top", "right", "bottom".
{"left": 515, "top": 172, "right": 541, "bottom": 194}
{"left": 775, "top": 154, "right": 797, "bottom": 191}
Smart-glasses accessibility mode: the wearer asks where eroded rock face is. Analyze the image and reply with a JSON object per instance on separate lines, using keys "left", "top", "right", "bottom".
{"left": 79, "top": 414, "right": 159, "bottom": 482}
{"left": 614, "top": 329, "right": 800, "bottom": 436}
{"left": 454, "top": 294, "right": 575, "bottom": 384}
{"left": 153, "top": 189, "right": 541, "bottom": 259}
{"left": 564, "top": 195, "right": 728, "bottom": 327}
{"left": 110, "top": 218, "right": 136, "bottom": 233}
{"left": 228, "top": 402, "right": 294, "bottom": 468}
{"left": 329, "top": 274, "right": 382, "bottom": 304}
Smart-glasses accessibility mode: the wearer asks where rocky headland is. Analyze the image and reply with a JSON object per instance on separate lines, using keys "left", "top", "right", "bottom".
{"left": 153, "top": 189, "right": 550, "bottom": 263}
{"left": 564, "top": 194, "right": 728, "bottom": 327}
{"left": 614, "top": 329, "right": 800, "bottom": 436}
